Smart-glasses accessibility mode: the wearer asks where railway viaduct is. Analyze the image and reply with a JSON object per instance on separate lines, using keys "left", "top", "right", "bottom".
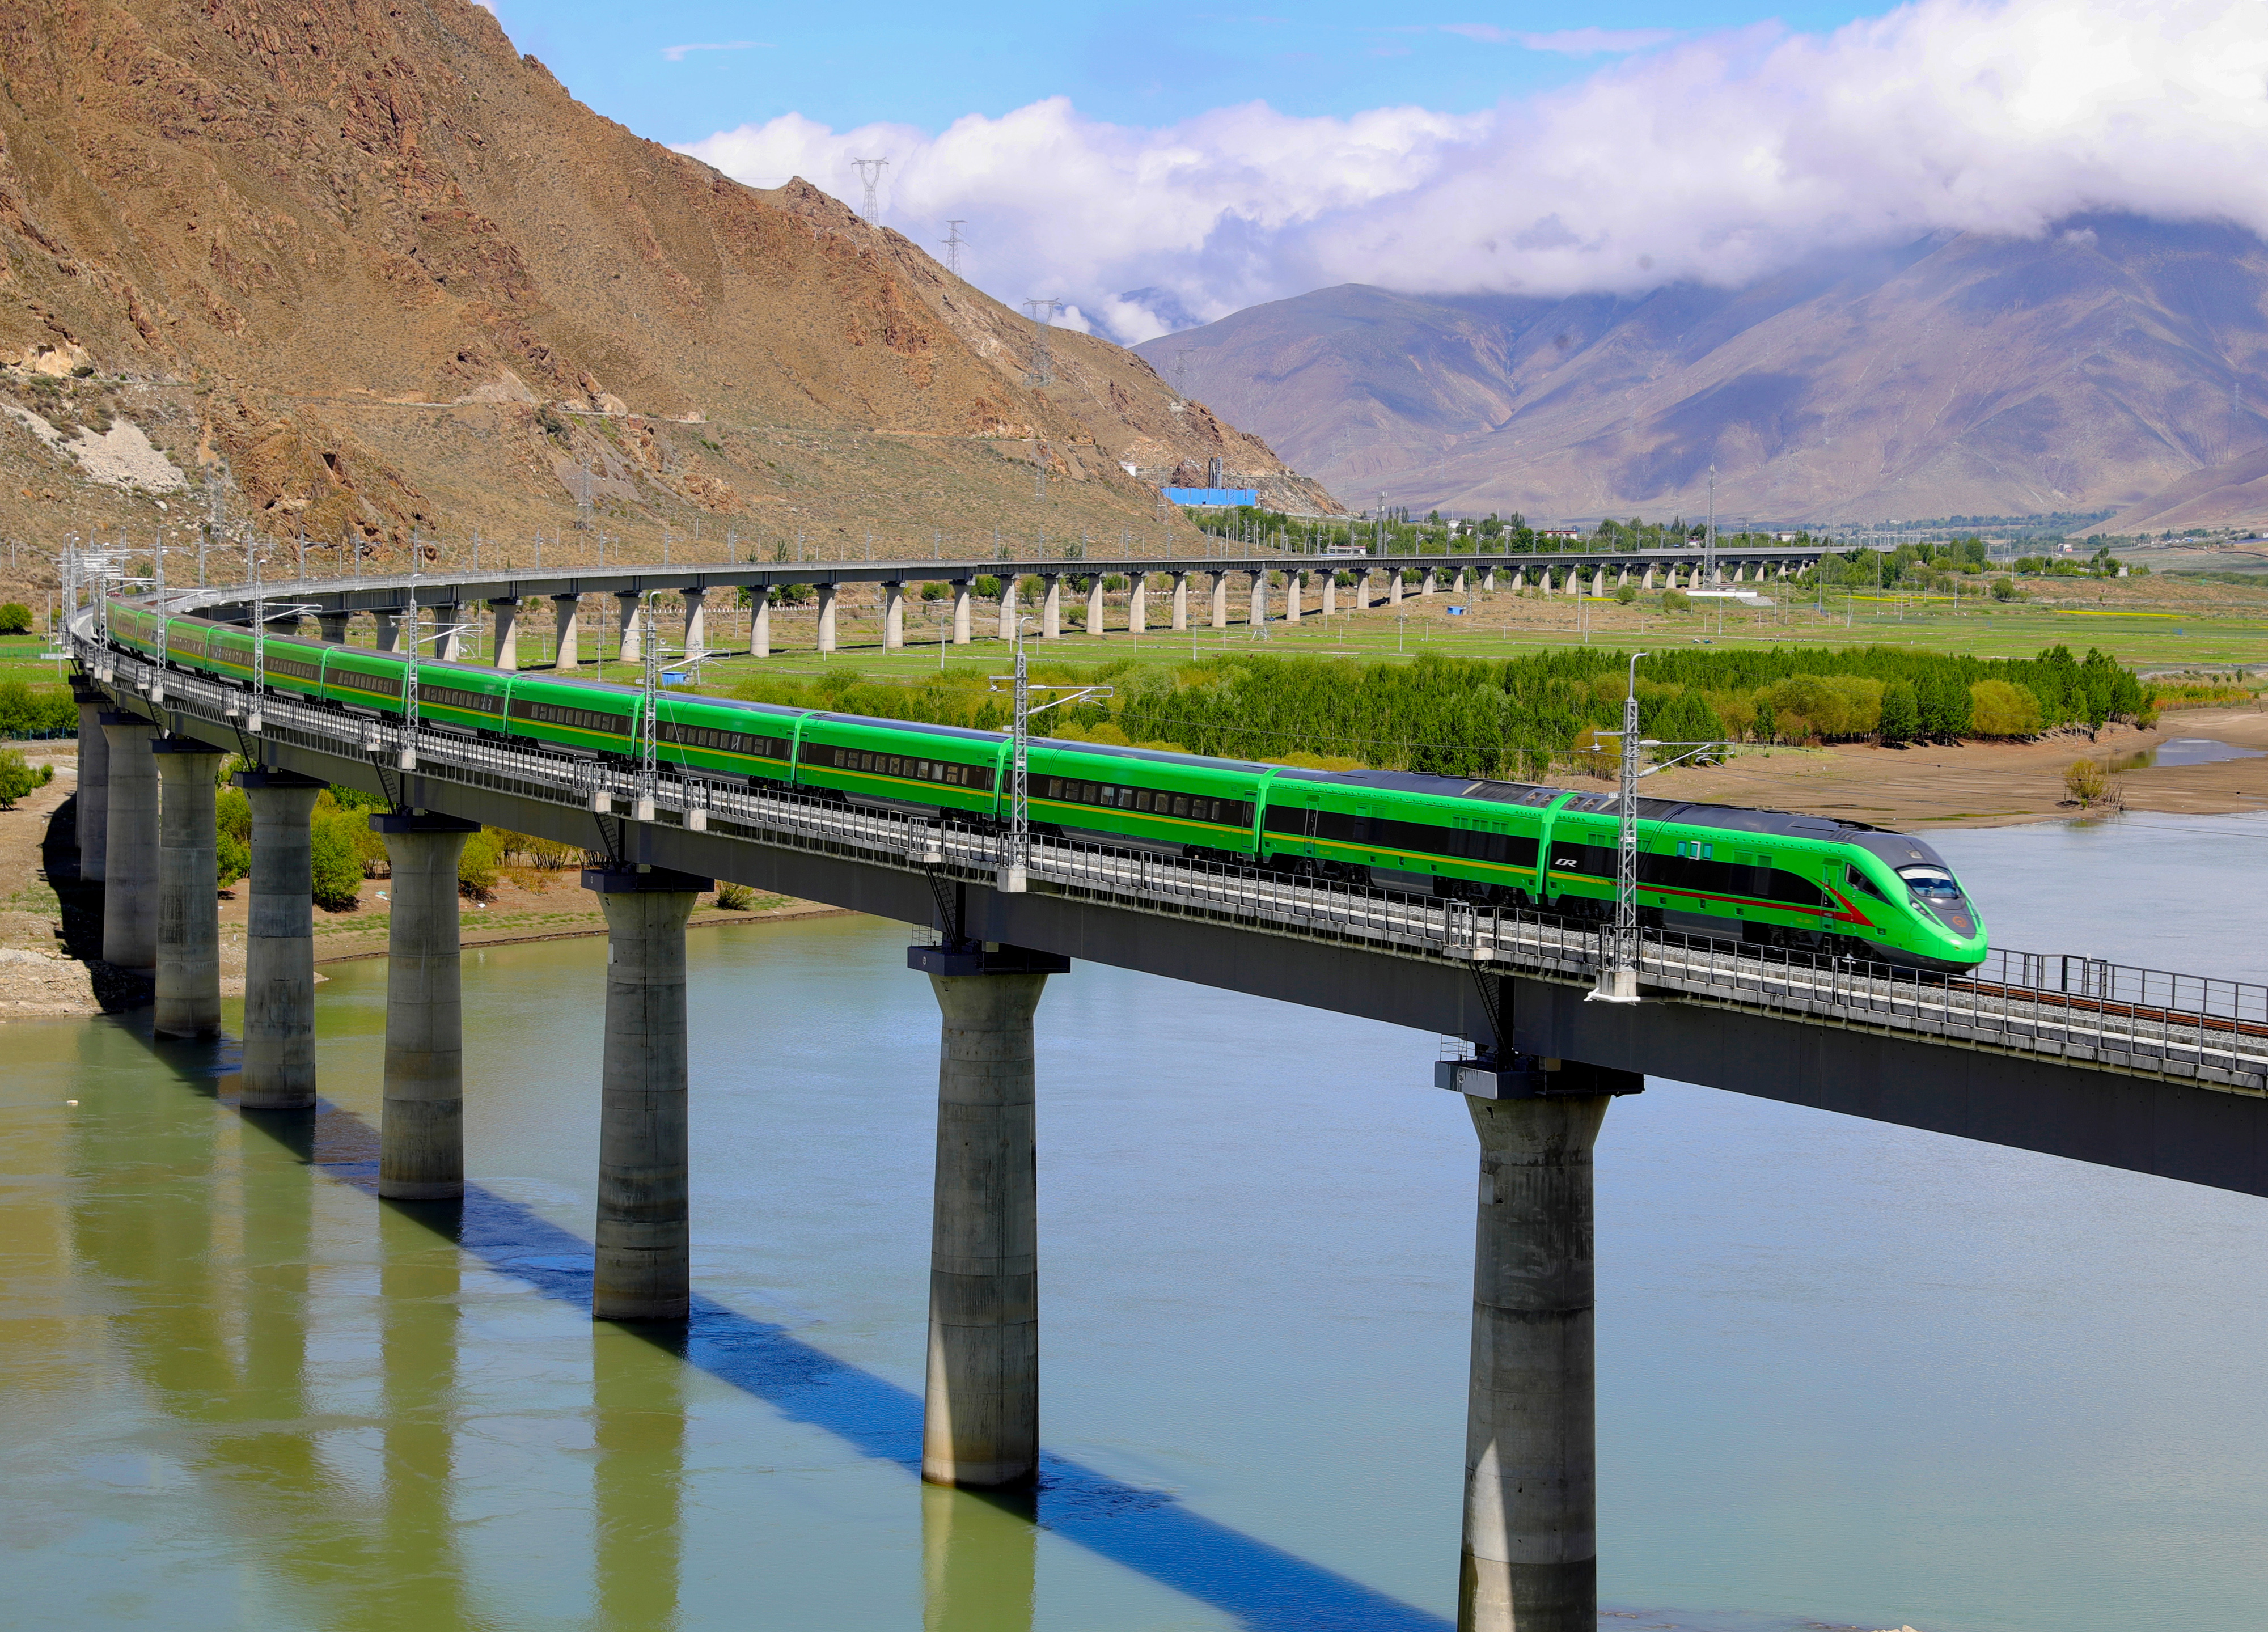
{"left": 61, "top": 548, "right": 2266, "bottom": 1632}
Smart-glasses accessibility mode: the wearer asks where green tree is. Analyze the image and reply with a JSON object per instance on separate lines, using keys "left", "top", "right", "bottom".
{"left": 0, "top": 748, "right": 51, "bottom": 807}
{"left": 309, "top": 812, "right": 365, "bottom": 910}
{"left": 0, "top": 602, "right": 31, "bottom": 634}
{"left": 459, "top": 830, "right": 501, "bottom": 897}
{"left": 1878, "top": 680, "right": 1920, "bottom": 745}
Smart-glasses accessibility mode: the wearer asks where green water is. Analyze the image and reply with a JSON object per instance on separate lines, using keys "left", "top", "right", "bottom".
{"left": 5, "top": 816, "right": 2268, "bottom": 1630}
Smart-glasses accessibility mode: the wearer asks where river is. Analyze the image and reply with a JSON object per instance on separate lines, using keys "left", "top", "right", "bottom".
{"left": 3, "top": 811, "right": 2265, "bottom": 1631}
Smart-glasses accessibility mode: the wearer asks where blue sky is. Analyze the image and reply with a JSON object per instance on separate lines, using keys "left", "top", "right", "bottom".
{"left": 491, "top": 1, "right": 1886, "bottom": 146}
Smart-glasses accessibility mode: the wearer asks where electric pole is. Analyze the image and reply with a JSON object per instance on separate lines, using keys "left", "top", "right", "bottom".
{"left": 942, "top": 219, "right": 967, "bottom": 275}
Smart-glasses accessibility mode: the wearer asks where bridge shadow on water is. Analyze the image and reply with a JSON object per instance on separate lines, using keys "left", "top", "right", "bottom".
{"left": 127, "top": 1019, "right": 1448, "bottom": 1632}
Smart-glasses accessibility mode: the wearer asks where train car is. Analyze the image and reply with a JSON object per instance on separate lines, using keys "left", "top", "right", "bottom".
{"left": 795, "top": 713, "right": 1006, "bottom": 816}
{"left": 1025, "top": 738, "right": 1267, "bottom": 858}
{"left": 498, "top": 669, "right": 637, "bottom": 757}
{"left": 103, "top": 601, "right": 1984, "bottom": 972}
{"left": 652, "top": 694, "right": 806, "bottom": 786}
{"left": 1260, "top": 767, "right": 1548, "bottom": 896}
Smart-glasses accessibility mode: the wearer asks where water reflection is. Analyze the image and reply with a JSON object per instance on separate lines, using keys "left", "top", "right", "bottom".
{"left": 376, "top": 1199, "right": 473, "bottom": 1629}
{"left": 923, "top": 1483, "right": 1036, "bottom": 1632}
{"left": 594, "top": 1327, "right": 687, "bottom": 1631}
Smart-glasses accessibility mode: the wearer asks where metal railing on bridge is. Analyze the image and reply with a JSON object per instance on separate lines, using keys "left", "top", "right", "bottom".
{"left": 75, "top": 618, "right": 2268, "bottom": 1098}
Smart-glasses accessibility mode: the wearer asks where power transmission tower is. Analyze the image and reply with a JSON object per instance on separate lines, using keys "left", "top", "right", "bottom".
{"left": 849, "top": 155, "right": 888, "bottom": 224}
{"left": 1022, "top": 298, "right": 1062, "bottom": 388}
{"left": 942, "top": 219, "right": 967, "bottom": 275}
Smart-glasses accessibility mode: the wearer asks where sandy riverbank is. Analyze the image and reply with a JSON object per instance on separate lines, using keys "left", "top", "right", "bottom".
{"left": 1625, "top": 705, "right": 2268, "bottom": 829}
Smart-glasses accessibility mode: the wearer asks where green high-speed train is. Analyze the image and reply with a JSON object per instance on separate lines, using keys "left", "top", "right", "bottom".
{"left": 101, "top": 601, "right": 1988, "bottom": 973}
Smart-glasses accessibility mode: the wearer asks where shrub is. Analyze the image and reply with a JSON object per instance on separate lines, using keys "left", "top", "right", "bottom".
{"left": 215, "top": 830, "right": 249, "bottom": 890}
{"left": 1968, "top": 679, "right": 2043, "bottom": 737}
{"left": 0, "top": 748, "right": 52, "bottom": 807}
{"left": 457, "top": 830, "right": 500, "bottom": 898}
{"left": 715, "top": 880, "right": 759, "bottom": 911}
{"left": 0, "top": 602, "right": 31, "bottom": 634}
{"left": 2064, "top": 757, "right": 2113, "bottom": 806}
{"left": 1615, "top": 582, "right": 1638, "bottom": 604}
{"left": 309, "top": 813, "right": 365, "bottom": 910}
{"left": 1661, "top": 589, "right": 1691, "bottom": 613}
{"left": 1990, "top": 577, "right": 2020, "bottom": 601}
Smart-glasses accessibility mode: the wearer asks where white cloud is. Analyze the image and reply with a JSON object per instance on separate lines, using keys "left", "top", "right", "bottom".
{"left": 661, "top": 40, "right": 773, "bottom": 62}
{"left": 679, "top": 0, "right": 2268, "bottom": 342}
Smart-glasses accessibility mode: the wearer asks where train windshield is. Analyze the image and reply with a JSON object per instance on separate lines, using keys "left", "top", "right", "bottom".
{"left": 1898, "top": 866, "right": 1978, "bottom": 935}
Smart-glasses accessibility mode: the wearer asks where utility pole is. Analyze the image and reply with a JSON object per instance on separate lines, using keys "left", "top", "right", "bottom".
{"left": 1600, "top": 651, "right": 1648, "bottom": 1002}
{"left": 1706, "top": 464, "right": 1717, "bottom": 587}
{"left": 849, "top": 155, "right": 888, "bottom": 224}
{"left": 942, "top": 219, "right": 968, "bottom": 275}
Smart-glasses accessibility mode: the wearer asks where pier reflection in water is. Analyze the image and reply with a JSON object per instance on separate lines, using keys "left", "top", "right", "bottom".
{"left": 10, "top": 819, "right": 2268, "bottom": 1630}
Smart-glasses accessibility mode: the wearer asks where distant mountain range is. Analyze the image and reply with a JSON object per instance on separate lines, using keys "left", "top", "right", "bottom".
{"left": 1139, "top": 217, "right": 2268, "bottom": 528}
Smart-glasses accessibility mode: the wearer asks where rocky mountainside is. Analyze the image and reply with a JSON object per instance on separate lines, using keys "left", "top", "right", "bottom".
{"left": 1140, "top": 217, "right": 2268, "bottom": 525}
{"left": 0, "top": 0, "right": 1331, "bottom": 578}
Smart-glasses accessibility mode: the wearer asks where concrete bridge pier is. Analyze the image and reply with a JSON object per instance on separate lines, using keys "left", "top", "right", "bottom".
{"left": 1421, "top": 568, "right": 1437, "bottom": 597}
{"left": 998, "top": 585, "right": 1017, "bottom": 642}
{"left": 153, "top": 737, "right": 225, "bottom": 1038}
{"left": 1040, "top": 575, "right": 1062, "bottom": 640}
{"left": 373, "top": 811, "right": 480, "bottom": 1201}
{"left": 743, "top": 588, "right": 769, "bottom": 658}
{"left": 490, "top": 599, "right": 521, "bottom": 671}
{"left": 615, "top": 592, "right": 644, "bottom": 663}
{"left": 237, "top": 768, "right": 326, "bottom": 1109}
{"left": 1170, "top": 572, "right": 1190, "bottom": 631}
{"left": 551, "top": 595, "right": 581, "bottom": 669}
{"left": 432, "top": 603, "right": 465, "bottom": 662}
{"left": 908, "top": 942, "right": 1068, "bottom": 1489}
{"left": 1285, "top": 570, "right": 1302, "bottom": 624}
{"left": 1250, "top": 570, "right": 1269, "bottom": 626}
{"left": 1480, "top": 567, "right": 1496, "bottom": 594}
{"left": 1642, "top": 567, "right": 1656, "bottom": 590}
{"left": 1453, "top": 1057, "right": 1641, "bottom": 1632}
{"left": 1389, "top": 571, "right": 1404, "bottom": 607}
{"left": 373, "top": 608, "right": 403, "bottom": 653}
{"left": 1128, "top": 573, "right": 1148, "bottom": 635}
{"left": 100, "top": 712, "right": 160, "bottom": 973}
{"left": 316, "top": 611, "right": 351, "bottom": 643}
{"left": 586, "top": 865, "right": 708, "bottom": 1322}
{"left": 884, "top": 582, "right": 906, "bottom": 650}
{"left": 1084, "top": 575, "right": 1105, "bottom": 635}
{"left": 73, "top": 683, "right": 109, "bottom": 881}
{"left": 951, "top": 580, "right": 972, "bottom": 643}
{"left": 817, "top": 584, "right": 839, "bottom": 654}
{"left": 683, "top": 588, "right": 708, "bottom": 656}
{"left": 1209, "top": 572, "right": 1229, "bottom": 629}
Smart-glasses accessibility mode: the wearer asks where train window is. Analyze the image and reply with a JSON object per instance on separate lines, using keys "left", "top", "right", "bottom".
{"left": 1674, "top": 840, "right": 1714, "bottom": 859}
{"left": 1846, "top": 865, "right": 1891, "bottom": 902}
{"left": 1173, "top": 796, "right": 1189, "bottom": 817}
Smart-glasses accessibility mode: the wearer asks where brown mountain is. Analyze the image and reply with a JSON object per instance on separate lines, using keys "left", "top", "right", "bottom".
{"left": 2104, "top": 444, "right": 2268, "bottom": 534}
{"left": 0, "top": 0, "right": 1329, "bottom": 576}
{"left": 1139, "top": 218, "right": 2268, "bottom": 524}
